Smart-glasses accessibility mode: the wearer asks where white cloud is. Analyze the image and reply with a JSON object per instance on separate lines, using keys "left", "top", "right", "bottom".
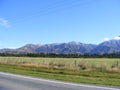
{"left": 0, "top": 18, "right": 9, "bottom": 27}
{"left": 103, "top": 36, "right": 120, "bottom": 41}
{"left": 104, "top": 38, "right": 110, "bottom": 41}
{"left": 114, "top": 36, "right": 120, "bottom": 40}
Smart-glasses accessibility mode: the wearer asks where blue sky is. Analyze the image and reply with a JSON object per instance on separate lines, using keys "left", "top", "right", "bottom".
{"left": 0, "top": 0, "right": 120, "bottom": 48}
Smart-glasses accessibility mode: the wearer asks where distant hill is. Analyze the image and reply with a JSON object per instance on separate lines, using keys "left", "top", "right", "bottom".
{"left": 0, "top": 40, "right": 120, "bottom": 54}
{"left": 91, "top": 40, "right": 120, "bottom": 54}
{"left": 34, "top": 41, "right": 96, "bottom": 54}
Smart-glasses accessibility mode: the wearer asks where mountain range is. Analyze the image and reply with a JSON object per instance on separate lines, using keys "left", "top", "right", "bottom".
{"left": 1, "top": 40, "right": 120, "bottom": 54}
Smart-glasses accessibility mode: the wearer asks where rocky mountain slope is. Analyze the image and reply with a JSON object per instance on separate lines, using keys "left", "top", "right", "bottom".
{"left": 0, "top": 40, "right": 120, "bottom": 54}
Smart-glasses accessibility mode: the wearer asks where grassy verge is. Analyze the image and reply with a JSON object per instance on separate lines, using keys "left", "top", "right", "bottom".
{"left": 0, "top": 64, "right": 120, "bottom": 86}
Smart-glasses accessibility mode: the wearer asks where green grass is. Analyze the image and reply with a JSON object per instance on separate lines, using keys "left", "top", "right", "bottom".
{"left": 0, "top": 64, "right": 120, "bottom": 86}
{"left": 0, "top": 57, "right": 120, "bottom": 86}
{"left": 0, "top": 57, "right": 120, "bottom": 68}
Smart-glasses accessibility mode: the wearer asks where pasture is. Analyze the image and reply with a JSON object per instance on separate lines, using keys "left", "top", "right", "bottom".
{"left": 0, "top": 57, "right": 119, "bottom": 72}
{"left": 0, "top": 56, "right": 120, "bottom": 86}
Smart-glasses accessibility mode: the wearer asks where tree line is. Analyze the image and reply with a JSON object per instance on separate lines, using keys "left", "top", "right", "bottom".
{"left": 0, "top": 53, "right": 120, "bottom": 58}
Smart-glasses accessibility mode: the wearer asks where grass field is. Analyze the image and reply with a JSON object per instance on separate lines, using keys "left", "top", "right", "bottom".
{"left": 0, "top": 57, "right": 120, "bottom": 71}
{"left": 0, "top": 57, "right": 120, "bottom": 86}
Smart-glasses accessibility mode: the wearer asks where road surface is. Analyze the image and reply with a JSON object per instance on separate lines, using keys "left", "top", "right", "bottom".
{"left": 0, "top": 72, "right": 119, "bottom": 90}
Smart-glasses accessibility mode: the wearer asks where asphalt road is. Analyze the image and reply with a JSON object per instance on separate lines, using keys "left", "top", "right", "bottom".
{"left": 0, "top": 72, "right": 120, "bottom": 90}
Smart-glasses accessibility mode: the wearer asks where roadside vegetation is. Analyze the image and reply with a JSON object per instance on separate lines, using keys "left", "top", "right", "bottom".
{"left": 0, "top": 57, "right": 120, "bottom": 86}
